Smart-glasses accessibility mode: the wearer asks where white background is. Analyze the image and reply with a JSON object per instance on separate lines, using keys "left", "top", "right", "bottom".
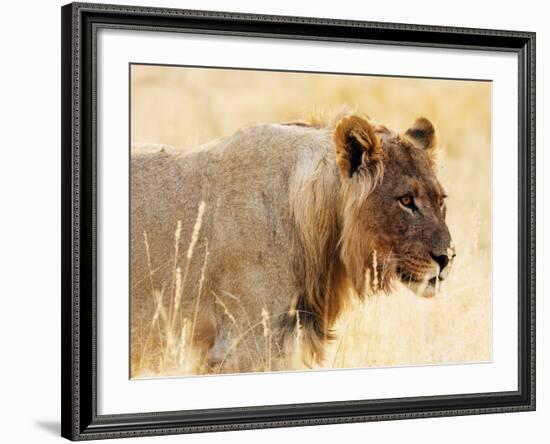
{"left": 0, "top": 0, "right": 546, "bottom": 443}
{"left": 98, "top": 29, "right": 518, "bottom": 415}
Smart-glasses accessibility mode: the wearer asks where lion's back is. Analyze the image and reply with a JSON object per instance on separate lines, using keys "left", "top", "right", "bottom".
{"left": 131, "top": 123, "right": 331, "bottom": 237}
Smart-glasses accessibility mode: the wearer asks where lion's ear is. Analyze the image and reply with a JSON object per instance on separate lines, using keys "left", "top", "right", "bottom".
{"left": 405, "top": 117, "right": 437, "bottom": 151}
{"left": 334, "top": 115, "right": 383, "bottom": 179}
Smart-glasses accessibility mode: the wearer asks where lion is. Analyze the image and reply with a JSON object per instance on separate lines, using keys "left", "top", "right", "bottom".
{"left": 130, "top": 113, "right": 456, "bottom": 375}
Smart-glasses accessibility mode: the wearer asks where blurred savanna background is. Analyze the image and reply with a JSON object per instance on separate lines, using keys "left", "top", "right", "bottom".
{"left": 130, "top": 64, "right": 492, "bottom": 378}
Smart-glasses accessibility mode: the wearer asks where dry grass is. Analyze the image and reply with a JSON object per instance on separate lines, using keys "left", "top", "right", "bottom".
{"left": 131, "top": 65, "right": 492, "bottom": 377}
{"left": 136, "top": 203, "right": 209, "bottom": 376}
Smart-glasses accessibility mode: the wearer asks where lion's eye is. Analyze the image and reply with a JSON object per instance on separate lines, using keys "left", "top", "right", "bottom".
{"left": 398, "top": 195, "right": 416, "bottom": 211}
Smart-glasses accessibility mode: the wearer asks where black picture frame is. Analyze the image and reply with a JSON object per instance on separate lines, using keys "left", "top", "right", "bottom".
{"left": 61, "top": 2, "right": 536, "bottom": 440}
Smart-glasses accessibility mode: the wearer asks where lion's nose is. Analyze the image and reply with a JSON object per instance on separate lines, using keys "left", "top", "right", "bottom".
{"left": 430, "top": 252, "right": 449, "bottom": 272}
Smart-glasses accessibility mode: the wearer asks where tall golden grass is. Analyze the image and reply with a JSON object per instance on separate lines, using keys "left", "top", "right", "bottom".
{"left": 131, "top": 65, "right": 492, "bottom": 378}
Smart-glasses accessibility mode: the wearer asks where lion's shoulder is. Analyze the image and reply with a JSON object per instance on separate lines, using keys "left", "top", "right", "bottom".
{"left": 230, "top": 122, "right": 333, "bottom": 158}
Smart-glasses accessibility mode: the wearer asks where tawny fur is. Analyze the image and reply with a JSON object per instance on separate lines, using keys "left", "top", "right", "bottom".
{"left": 131, "top": 112, "right": 452, "bottom": 373}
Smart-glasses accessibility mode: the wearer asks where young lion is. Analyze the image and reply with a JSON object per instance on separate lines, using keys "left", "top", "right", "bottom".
{"left": 130, "top": 113, "right": 455, "bottom": 375}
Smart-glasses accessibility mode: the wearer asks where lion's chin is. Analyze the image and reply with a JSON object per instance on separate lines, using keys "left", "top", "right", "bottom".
{"left": 399, "top": 273, "right": 439, "bottom": 298}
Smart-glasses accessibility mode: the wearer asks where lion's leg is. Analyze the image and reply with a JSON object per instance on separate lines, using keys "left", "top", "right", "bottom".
{"left": 207, "top": 329, "right": 235, "bottom": 373}
{"left": 206, "top": 326, "right": 261, "bottom": 374}
{"left": 206, "top": 257, "right": 298, "bottom": 373}
{"left": 207, "top": 325, "right": 289, "bottom": 374}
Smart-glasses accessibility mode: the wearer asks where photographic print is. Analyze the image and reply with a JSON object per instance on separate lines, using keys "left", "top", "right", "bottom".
{"left": 62, "top": 5, "right": 535, "bottom": 438}
{"left": 129, "top": 65, "right": 492, "bottom": 378}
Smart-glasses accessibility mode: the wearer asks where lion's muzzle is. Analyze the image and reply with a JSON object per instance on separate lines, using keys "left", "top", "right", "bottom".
{"left": 398, "top": 241, "right": 456, "bottom": 297}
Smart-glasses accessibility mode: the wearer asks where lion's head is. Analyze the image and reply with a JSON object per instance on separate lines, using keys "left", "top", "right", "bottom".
{"left": 334, "top": 115, "right": 456, "bottom": 298}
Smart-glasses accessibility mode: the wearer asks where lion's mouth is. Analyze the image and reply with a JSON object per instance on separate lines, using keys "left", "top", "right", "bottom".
{"left": 397, "top": 268, "right": 439, "bottom": 298}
